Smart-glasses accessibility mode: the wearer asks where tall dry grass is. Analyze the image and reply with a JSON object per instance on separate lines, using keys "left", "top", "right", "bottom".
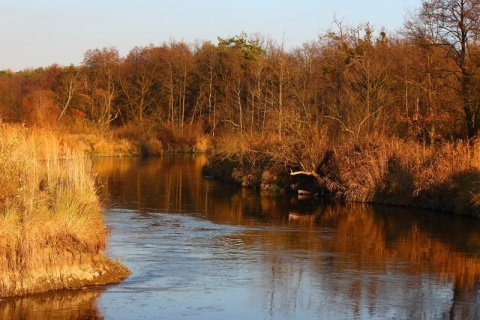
{"left": 334, "top": 136, "right": 480, "bottom": 215}
{"left": 207, "top": 132, "right": 480, "bottom": 216}
{"left": 0, "top": 123, "right": 109, "bottom": 296}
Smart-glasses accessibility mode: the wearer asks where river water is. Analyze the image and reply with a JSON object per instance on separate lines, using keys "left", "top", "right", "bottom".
{"left": 2, "top": 155, "right": 480, "bottom": 319}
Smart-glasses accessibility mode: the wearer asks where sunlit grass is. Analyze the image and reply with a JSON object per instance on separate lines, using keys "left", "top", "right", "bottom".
{"left": 208, "top": 132, "right": 480, "bottom": 216}
{"left": 335, "top": 136, "right": 480, "bottom": 214}
{"left": 0, "top": 123, "right": 109, "bottom": 296}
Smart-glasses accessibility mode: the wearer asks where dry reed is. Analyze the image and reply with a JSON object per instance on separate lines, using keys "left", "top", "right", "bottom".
{"left": 0, "top": 123, "right": 111, "bottom": 296}
{"left": 208, "top": 132, "right": 480, "bottom": 216}
{"left": 334, "top": 136, "right": 480, "bottom": 214}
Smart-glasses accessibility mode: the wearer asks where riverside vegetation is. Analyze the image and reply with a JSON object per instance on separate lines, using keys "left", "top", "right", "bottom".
{"left": 4, "top": 0, "right": 480, "bottom": 296}
{"left": 0, "top": 123, "right": 130, "bottom": 298}
{"left": 203, "top": 131, "right": 480, "bottom": 217}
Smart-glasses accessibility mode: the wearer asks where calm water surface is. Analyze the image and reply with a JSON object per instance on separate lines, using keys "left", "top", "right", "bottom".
{"left": 2, "top": 155, "right": 480, "bottom": 319}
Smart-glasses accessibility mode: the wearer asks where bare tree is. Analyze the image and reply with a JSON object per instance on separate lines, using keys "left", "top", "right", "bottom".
{"left": 196, "top": 42, "right": 220, "bottom": 135}
{"left": 82, "top": 47, "right": 121, "bottom": 129}
{"left": 415, "top": 0, "right": 480, "bottom": 139}
{"left": 56, "top": 65, "right": 80, "bottom": 120}
{"left": 118, "top": 46, "right": 160, "bottom": 124}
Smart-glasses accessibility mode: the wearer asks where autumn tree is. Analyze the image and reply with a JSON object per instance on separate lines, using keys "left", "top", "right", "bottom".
{"left": 317, "top": 21, "right": 392, "bottom": 142}
{"left": 290, "top": 42, "right": 323, "bottom": 126}
{"left": 341, "top": 25, "right": 394, "bottom": 142}
{"left": 195, "top": 42, "right": 220, "bottom": 135}
{"left": 246, "top": 40, "right": 270, "bottom": 136}
{"left": 55, "top": 64, "right": 81, "bottom": 120}
{"left": 160, "top": 41, "right": 196, "bottom": 130}
{"left": 316, "top": 19, "right": 357, "bottom": 140}
{"left": 82, "top": 47, "right": 121, "bottom": 129}
{"left": 22, "top": 90, "right": 60, "bottom": 127}
{"left": 15, "top": 66, "right": 62, "bottom": 126}
{"left": 267, "top": 41, "right": 292, "bottom": 141}
{"left": 216, "top": 35, "right": 248, "bottom": 133}
{"left": 412, "top": 0, "right": 480, "bottom": 140}
{"left": 0, "top": 73, "right": 21, "bottom": 121}
{"left": 118, "top": 46, "right": 161, "bottom": 124}
{"left": 215, "top": 33, "right": 266, "bottom": 135}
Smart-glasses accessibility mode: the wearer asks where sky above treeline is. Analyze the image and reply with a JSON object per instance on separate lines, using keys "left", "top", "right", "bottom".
{"left": 1, "top": 0, "right": 421, "bottom": 71}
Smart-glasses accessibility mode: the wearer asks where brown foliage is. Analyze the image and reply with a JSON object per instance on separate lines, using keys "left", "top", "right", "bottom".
{"left": 207, "top": 130, "right": 480, "bottom": 216}
{"left": 21, "top": 90, "right": 60, "bottom": 127}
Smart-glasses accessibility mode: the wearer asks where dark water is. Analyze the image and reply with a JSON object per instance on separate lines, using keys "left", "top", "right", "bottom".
{"left": 2, "top": 155, "right": 480, "bottom": 319}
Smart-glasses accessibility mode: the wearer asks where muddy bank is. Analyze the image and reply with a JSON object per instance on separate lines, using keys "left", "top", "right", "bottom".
{"left": 0, "top": 252, "right": 130, "bottom": 299}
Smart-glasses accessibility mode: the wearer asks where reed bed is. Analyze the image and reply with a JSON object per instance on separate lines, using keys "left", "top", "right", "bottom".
{"left": 334, "top": 136, "right": 480, "bottom": 214}
{"left": 207, "top": 133, "right": 480, "bottom": 217}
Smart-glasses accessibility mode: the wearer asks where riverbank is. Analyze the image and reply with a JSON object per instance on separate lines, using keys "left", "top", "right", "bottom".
{"left": 59, "top": 123, "right": 212, "bottom": 157}
{"left": 61, "top": 126, "right": 480, "bottom": 218}
{"left": 203, "top": 133, "right": 480, "bottom": 218}
{"left": 0, "top": 124, "right": 130, "bottom": 298}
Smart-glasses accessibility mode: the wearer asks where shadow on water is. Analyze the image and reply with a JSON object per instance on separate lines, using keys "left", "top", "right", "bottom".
{"left": 7, "top": 155, "right": 480, "bottom": 319}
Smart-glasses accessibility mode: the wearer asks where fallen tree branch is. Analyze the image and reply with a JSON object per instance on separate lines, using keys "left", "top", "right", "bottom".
{"left": 290, "top": 169, "right": 344, "bottom": 193}
{"left": 290, "top": 170, "right": 322, "bottom": 183}
{"left": 290, "top": 170, "right": 320, "bottom": 177}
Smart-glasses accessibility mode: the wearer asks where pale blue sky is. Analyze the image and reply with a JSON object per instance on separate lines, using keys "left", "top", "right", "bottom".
{"left": 1, "top": 1, "right": 421, "bottom": 71}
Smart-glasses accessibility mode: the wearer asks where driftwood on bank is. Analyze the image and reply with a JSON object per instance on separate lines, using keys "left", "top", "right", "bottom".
{"left": 290, "top": 170, "right": 322, "bottom": 181}
{"left": 290, "top": 168, "right": 343, "bottom": 197}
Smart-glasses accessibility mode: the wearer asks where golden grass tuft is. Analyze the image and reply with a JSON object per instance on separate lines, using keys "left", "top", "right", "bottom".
{"left": 0, "top": 123, "right": 112, "bottom": 296}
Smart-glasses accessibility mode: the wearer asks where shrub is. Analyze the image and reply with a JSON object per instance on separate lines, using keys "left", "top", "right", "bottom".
{"left": 143, "top": 138, "right": 164, "bottom": 156}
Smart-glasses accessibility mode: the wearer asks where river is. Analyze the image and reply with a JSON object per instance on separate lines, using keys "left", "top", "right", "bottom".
{"left": 1, "top": 155, "right": 480, "bottom": 319}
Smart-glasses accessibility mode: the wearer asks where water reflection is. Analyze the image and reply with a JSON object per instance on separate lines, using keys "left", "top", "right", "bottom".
{"left": 92, "top": 156, "right": 480, "bottom": 319}
{"left": 0, "top": 287, "right": 104, "bottom": 319}
{"left": 6, "top": 155, "right": 480, "bottom": 319}
{"left": 94, "top": 155, "right": 210, "bottom": 214}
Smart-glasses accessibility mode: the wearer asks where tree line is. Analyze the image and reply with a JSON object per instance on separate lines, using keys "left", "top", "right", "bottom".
{"left": 1, "top": 0, "right": 480, "bottom": 145}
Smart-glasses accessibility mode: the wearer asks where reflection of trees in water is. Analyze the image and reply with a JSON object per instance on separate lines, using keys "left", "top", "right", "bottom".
{"left": 94, "top": 155, "right": 207, "bottom": 213}
{"left": 215, "top": 200, "right": 480, "bottom": 317}
{"left": 94, "top": 156, "right": 480, "bottom": 318}
{"left": 252, "top": 204, "right": 480, "bottom": 318}
{"left": 0, "top": 288, "right": 104, "bottom": 319}
{"left": 326, "top": 205, "right": 480, "bottom": 318}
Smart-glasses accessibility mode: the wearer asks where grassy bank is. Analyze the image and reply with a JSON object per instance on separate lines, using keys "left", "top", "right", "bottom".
{"left": 58, "top": 122, "right": 212, "bottom": 157}
{"left": 204, "top": 133, "right": 480, "bottom": 218}
{"left": 0, "top": 123, "right": 130, "bottom": 298}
